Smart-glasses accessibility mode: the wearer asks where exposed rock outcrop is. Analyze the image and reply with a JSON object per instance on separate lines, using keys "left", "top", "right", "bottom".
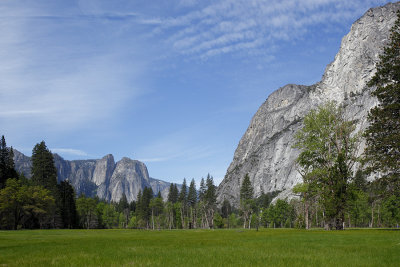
{"left": 217, "top": 2, "right": 400, "bottom": 207}
{"left": 13, "top": 150, "right": 172, "bottom": 203}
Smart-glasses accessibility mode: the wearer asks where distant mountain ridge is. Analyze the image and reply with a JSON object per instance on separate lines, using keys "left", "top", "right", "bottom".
{"left": 13, "top": 150, "right": 173, "bottom": 202}
{"left": 217, "top": 2, "right": 400, "bottom": 206}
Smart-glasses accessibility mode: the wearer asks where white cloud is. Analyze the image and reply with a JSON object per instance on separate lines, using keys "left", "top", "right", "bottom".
{"left": 146, "top": 0, "right": 390, "bottom": 59}
{"left": 0, "top": 2, "right": 147, "bottom": 134}
{"left": 51, "top": 148, "right": 88, "bottom": 157}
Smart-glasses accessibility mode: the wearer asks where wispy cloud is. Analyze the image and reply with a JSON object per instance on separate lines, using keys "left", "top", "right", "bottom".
{"left": 51, "top": 148, "right": 88, "bottom": 157}
{"left": 144, "top": 0, "right": 389, "bottom": 59}
{"left": 0, "top": 2, "right": 148, "bottom": 134}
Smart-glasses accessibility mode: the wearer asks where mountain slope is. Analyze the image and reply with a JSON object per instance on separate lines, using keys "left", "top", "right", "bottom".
{"left": 13, "top": 150, "right": 173, "bottom": 202}
{"left": 217, "top": 2, "right": 400, "bottom": 207}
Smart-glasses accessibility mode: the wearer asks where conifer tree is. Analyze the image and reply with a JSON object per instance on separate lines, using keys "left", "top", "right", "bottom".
{"left": 31, "top": 141, "right": 58, "bottom": 194}
{"left": 0, "top": 136, "right": 17, "bottom": 189}
{"left": 178, "top": 178, "right": 187, "bottom": 203}
{"left": 187, "top": 179, "right": 197, "bottom": 207}
{"left": 58, "top": 180, "right": 78, "bottom": 229}
{"left": 365, "top": 11, "right": 400, "bottom": 196}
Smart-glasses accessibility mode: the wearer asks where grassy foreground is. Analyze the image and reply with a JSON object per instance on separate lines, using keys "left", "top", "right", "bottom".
{"left": 0, "top": 228, "right": 399, "bottom": 266}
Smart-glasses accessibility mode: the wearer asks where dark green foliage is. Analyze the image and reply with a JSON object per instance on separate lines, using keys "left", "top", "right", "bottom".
{"left": 0, "top": 136, "right": 18, "bottom": 189}
{"left": 205, "top": 174, "right": 216, "bottom": 206}
{"left": 178, "top": 178, "right": 187, "bottom": 203}
{"left": 187, "top": 179, "right": 197, "bottom": 207}
{"left": 58, "top": 180, "right": 78, "bottom": 229}
{"left": 136, "top": 187, "right": 154, "bottom": 228}
{"left": 221, "top": 198, "right": 232, "bottom": 219}
{"left": 199, "top": 177, "right": 206, "bottom": 201}
{"left": 364, "top": 11, "right": 400, "bottom": 196}
{"left": 256, "top": 191, "right": 281, "bottom": 209}
{"left": 167, "top": 183, "right": 178, "bottom": 203}
{"left": 0, "top": 179, "right": 55, "bottom": 230}
{"left": 31, "top": 141, "right": 58, "bottom": 194}
{"left": 116, "top": 193, "right": 129, "bottom": 213}
{"left": 240, "top": 174, "right": 253, "bottom": 202}
{"left": 76, "top": 194, "right": 97, "bottom": 229}
{"left": 261, "top": 199, "right": 295, "bottom": 228}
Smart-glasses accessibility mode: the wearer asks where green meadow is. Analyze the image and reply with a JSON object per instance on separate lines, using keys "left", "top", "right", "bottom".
{"left": 0, "top": 229, "right": 399, "bottom": 266}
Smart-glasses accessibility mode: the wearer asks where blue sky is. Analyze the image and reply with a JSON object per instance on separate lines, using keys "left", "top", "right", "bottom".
{"left": 0, "top": 0, "right": 392, "bottom": 185}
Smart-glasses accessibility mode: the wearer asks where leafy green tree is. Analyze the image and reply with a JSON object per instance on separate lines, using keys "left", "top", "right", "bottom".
{"left": 102, "top": 204, "right": 118, "bottom": 228}
{"left": 294, "top": 102, "right": 360, "bottom": 230}
{"left": 364, "top": 11, "right": 400, "bottom": 198}
{"left": 76, "top": 195, "right": 97, "bottom": 229}
{"left": 0, "top": 179, "right": 55, "bottom": 230}
{"left": 213, "top": 212, "right": 224, "bottom": 228}
{"left": 150, "top": 195, "right": 164, "bottom": 230}
{"left": 31, "top": 141, "right": 58, "bottom": 194}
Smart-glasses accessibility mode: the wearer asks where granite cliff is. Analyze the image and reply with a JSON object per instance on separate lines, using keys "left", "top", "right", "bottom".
{"left": 217, "top": 2, "right": 400, "bottom": 207}
{"left": 13, "top": 150, "right": 173, "bottom": 202}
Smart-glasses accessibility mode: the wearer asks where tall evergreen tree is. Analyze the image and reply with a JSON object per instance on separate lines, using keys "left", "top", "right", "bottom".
{"left": 240, "top": 174, "right": 254, "bottom": 229}
{"left": 31, "top": 141, "right": 58, "bottom": 194}
{"left": 240, "top": 174, "right": 253, "bottom": 202}
{"left": 0, "top": 136, "right": 17, "bottom": 189}
{"left": 187, "top": 178, "right": 197, "bottom": 229}
{"left": 187, "top": 179, "right": 197, "bottom": 208}
{"left": 364, "top": 11, "right": 400, "bottom": 196}
{"left": 204, "top": 174, "right": 216, "bottom": 229}
{"left": 178, "top": 178, "right": 187, "bottom": 203}
{"left": 58, "top": 180, "right": 78, "bottom": 229}
{"left": 167, "top": 183, "right": 179, "bottom": 203}
{"left": 199, "top": 177, "right": 206, "bottom": 201}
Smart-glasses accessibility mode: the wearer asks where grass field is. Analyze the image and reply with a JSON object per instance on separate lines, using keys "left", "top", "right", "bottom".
{"left": 0, "top": 228, "right": 399, "bottom": 266}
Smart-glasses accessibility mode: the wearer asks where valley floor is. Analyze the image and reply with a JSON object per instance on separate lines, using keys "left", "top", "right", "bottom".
{"left": 0, "top": 228, "right": 399, "bottom": 266}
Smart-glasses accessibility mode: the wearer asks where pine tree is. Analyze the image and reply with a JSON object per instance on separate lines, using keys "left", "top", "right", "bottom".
{"left": 187, "top": 179, "right": 197, "bottom": 229}
{"left": 187, "top": 179, "right": 197, "bottom": 207}
{"left": 168, "top": 183, "right": 178, "bottom": 203}
{"left": 0, "top": 136, "right": 17, "bottom": 189}
{"left": 240, "top": 174, "right": 254, "bottom": 229}
{"left": 31, "top": 141, "right": 58, "bottom": 194}
{"left": 58, "top": 180, "right": 78, "bottom": 229}
{"left": 178, "top": 178, "right": 187, "bottom": 203}
{"left": 199, "top": 177, "right": 206, "bottom": 201}
{"left": 240, "top": 174, "right": 253, "bottom": 202}
{"left": 364, "top": 11, "right": 400, "bottom": 196}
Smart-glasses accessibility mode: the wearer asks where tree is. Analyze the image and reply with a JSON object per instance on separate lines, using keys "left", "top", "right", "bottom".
{"left": 0, "top": 179, "right": 55, "bottom": 230}
{"left": 294, "top": 102, "right": 360, "bottom": 230}
{"left": 364, "top": 11, "right": 400, "bottom": 197}
{"left": 0, "top": 136, "right": 18, "bottom": 189}
{"left": 187, "top": 179, "right": 197, "bottom": 229}
{"left": 58, "top": 180, "right": 78, "bottom": 229}
{"left": 76, "top": 195, "right": 97, "bottom": 229}
{"left": 102, "top": 204, "right": 118, "bottom": 228}
{"left": 31, "top": 141, "right": 58, "bottom": 194}
{"left": 240, "top": 174, "right": 254, "bottom": 228}
{"left": 204, "top": 174, "right": 216, "bottom": 229}
{"left": 167, "top": 183, "right": 178, "bottom": 203}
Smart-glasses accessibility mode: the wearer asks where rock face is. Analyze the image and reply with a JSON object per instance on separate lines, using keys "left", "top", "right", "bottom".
{"left": 13, "top": 150, "right": 173, "bottom": 203}
{"left": 217, "top": 2, "right": 400, "bottom": 207}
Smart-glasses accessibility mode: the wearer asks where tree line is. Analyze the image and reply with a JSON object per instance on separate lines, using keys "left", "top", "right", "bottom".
{"left": 1, "top": 11, "right": 398, "bottom": 231}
